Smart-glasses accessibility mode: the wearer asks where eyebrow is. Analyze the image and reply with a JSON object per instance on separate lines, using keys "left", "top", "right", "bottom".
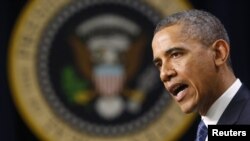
{"left": 153, "top": 47, "right": 185, "bottom": 63}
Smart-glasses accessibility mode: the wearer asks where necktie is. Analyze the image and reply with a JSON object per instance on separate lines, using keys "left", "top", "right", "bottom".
{"left": 195, "top": 120, "right": 208, "bottom": 141}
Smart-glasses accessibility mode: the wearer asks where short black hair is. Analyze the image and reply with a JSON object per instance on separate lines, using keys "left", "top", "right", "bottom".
{"left": 154, "top": 9, "right": 232, "bottom": 68}
{"left": 155, "top": 9, "right": 230, "bottom": 46}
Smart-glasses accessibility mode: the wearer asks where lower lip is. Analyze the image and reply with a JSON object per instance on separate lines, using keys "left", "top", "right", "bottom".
{"left": 175, "top": 88, "right": 188, "bottom": 102}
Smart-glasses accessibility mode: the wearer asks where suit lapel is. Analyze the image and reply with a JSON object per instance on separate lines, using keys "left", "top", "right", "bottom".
{"left": 217, "top": 85, "right": 249, "bottom": 124}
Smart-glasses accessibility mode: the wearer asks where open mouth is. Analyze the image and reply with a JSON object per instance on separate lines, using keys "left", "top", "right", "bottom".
{"left": 170, "top": 84, "right": 188, "bottom": 96}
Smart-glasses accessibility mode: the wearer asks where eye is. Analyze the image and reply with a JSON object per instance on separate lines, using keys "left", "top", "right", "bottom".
{"left": 154, "top": 61, "right": 162, "bottom": 70}
{"left": 171, "top": 52, "right": 182, "bottom": 58}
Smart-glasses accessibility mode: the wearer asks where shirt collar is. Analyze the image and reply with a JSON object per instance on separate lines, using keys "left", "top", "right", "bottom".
{"left": 202, "top": 78, "right": 242, "bottom": 126}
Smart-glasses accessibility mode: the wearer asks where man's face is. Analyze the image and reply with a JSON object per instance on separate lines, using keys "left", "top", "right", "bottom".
{"left": 152, "top": 24, "right": 218, "bottom": 114}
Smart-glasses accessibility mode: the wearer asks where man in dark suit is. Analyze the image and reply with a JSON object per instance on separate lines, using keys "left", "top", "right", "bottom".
{"left": 151, "top": 9, "right": 250, "bottom": 141}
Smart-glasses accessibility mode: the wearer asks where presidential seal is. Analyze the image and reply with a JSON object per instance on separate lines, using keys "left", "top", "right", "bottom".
{"left": 8, "top": 0, "right": 196, "bottom": 141}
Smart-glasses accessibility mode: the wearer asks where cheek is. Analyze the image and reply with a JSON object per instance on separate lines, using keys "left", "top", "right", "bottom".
{"left": 185, "top": 54, "right": 213, "bottom": 75}
{"left": 173, "top": 52, "right": 215, "bottom": 79}
{"left": 172, "top": 57, "right": 197, "bottom": 75}
{"left": 175, "top": 56, "right": 214, "bottom": 88}
{"left": 185, "top": 57, "right": 216, "bottom": 94}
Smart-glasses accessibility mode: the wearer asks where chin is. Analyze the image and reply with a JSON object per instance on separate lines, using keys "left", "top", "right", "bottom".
{"left": 179, "top": 104, "right": 195, "bottom": 114}
{"left": 181, "top": 108, "right": 192, "bottom": 114}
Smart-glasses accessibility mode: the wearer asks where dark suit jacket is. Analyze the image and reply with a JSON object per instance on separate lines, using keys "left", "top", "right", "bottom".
{"left": 218, "top": 84, "right": 250, "bottom": 124}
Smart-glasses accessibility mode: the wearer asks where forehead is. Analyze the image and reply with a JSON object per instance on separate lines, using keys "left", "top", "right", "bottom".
{"left": 152, "top": 24, "right": 184, "bottom": 49}
{"left": 154, "top": 24, "right": 185, "bottom": 41}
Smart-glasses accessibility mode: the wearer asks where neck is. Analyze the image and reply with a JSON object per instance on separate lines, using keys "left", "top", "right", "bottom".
{"left": 199, "top": 66, "right": 236, "bottom": 116}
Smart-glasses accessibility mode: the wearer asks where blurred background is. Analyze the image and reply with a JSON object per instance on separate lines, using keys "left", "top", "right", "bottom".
{"left": 1, "top": 0, "right": 250, "bottom": 141}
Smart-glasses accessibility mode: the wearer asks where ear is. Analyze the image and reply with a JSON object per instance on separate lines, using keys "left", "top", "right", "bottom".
{"left": 211, "top": 39, "right": 230, "bottom": 66}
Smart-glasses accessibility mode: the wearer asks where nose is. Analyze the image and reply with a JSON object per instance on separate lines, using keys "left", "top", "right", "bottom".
{"left": 160, "top": 65, "right": 177, "bottom": 82}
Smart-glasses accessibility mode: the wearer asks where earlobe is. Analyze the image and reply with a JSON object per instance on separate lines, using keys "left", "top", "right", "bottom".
{"left": 212, "top": 39, "right": 230, "bottom": 66}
